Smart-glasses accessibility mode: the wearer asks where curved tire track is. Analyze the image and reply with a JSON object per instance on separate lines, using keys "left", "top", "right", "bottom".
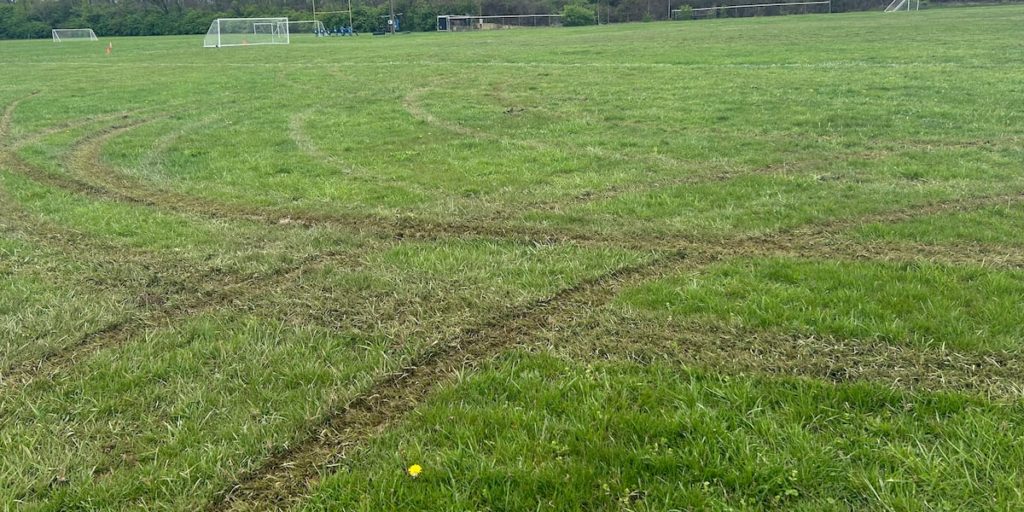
{"left": 207, "top": 186, "right": 1024, "bottom": 510}
{"left": 209, "top": 249, "right": 698, "bottom": 510}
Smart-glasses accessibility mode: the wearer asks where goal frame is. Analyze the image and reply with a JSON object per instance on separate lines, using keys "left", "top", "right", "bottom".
{"left": 286, "top": 20, "right": 328, "bottom": 35}
{"left": 204, "top": 17, "right": 290, "bottom": 48}
{"left": 884, "top": 0, "right": 920, "bottom": 12}
{"left": 436, "top": 14, "right": 563, "bottom": 32}
{"left": 673, "top": 0, "right": 831, "bottom": 18}
{"left": 52, "top": 28, "right": 98, "bottom": 42}
{"left": 312, "top": 0, "right": 355, "bottom": 30}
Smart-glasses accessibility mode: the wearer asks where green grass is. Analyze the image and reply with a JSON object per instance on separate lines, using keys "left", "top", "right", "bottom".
{"left": 0, "top": 235, "right": 139, "bottom": 367}
{"left": 856, "top": 202, "right": 1024, "bottom": 248}
{"left": 0, "top": 314, "right": 392, "bottom": 509}
{"left": 618, "top": 257, "right": 1024, "bottom": 352}
{"left": 2, "top": 5, "right": 1024, "bottom": 509}
{"left": 307, "top": 351, "right": 1024, "bottom": 511}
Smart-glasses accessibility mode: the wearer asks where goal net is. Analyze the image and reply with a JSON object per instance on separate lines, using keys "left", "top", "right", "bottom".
{"left": 52, "top": 29, "right": 98, "bottom": 42}
{"left": 675, "top": 0, "right": 830, "bottom": 19}
{"left": 437, "top": 14, "right": 562, "bottom": 32}
{"left": 204, "top": 18, "right": 290, "bottom": 48}
{"left": 885, "top": 0, "right": 920, "bottom": 12}
{"left": 286, "top": 20, "right": 328, "bottom": 35}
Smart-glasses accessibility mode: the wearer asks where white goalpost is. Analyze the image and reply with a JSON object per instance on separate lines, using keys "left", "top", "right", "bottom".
{"left": 203, "top": 18, "right": 290, "bottom": 48}
{"left": 52, "top": 29, "right": 98, "bottom": 42}
{"left": 436, "top": 14, "right": 562, "bottom": 32}
{"left": 885, "top": 0, "right": 920, "bottom": 12}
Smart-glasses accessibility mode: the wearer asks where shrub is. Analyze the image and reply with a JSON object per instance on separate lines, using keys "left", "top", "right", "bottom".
{"left": 562, "top": 4, "right": 596, "bottom": 26}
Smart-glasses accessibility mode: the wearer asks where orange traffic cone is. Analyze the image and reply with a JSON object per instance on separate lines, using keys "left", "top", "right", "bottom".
{"left": 105, "top": 42, "right": 112, "bottom": 55}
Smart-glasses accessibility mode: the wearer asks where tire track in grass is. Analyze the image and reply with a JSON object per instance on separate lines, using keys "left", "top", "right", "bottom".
{"left": 58, "top": 117, "right": 356, "bottom": 225}
{"left": 7, "top": 95, "right": 1024, "bottom": 257}
{"left": 1, "top": 162, "right": 379, "bottom": 389}
{"left": 1, "top": 152, "right": 397, "bottom": 394}
{"left": 572, "top": 321, "right": 1024, "bottom": 401}
{"left": 3, "top": 118, "right": 360, "bottom": 235}
{"left": 6, "top": 105, "right": 181, "bottom": 153}
{"left": 0, "top": 245, "right": 372, "bottom": 390}
{"left": 216, "top": 212, "right": 1024, "bottom": 510}
{"left": 9, "top": 88, "right": 1024, "bottom": 509}
{"left": 404, "top": 85, "right": 1024, "bottom": 229}
{"left": 403, "top": 86, "right": 691, "bottom": 170}
{"left": 1, "top": 93, "right": 179, "bottom": 152}
{"left": 17, "top": 101, "right": 1024, "bottom": 261}
{"left": 0, "top": 248, "right": 379, "bottom": 507}
{"left": 749, "top": 191, "right": 1024, "bottom": 254}
{"left": 0, "top": 183, "right": 183, "bottom": 271}
{"left": 52, "top": 116, "right": 595, "bottom": 246}
{"left": 763, "top": 237, "right": 1024, "bottom": 271}
{"left": 0, "top": 109, "right": 389, "bottom": 389}
{"left": 209, "top": 248, "right": 701, "bottom": 511}
{"left": 208, "top": 187, "right": 1024, "bottom": 510}
{"left": 9, "top": 108, "right": 1024, "bottom": 349}
{"left": 2, "top": 107, "right": 554, "bottom": 249}
{"left": 88, "top": 139, "right": 1021, "bottom": 258}
{"left": 7, "top": 127, "right": 1018, "bottom": 392}
{"left": 0, "top": 92, "right": 41, "bottom": 145}
{"left": 1, "top": 120, "right": 167, "bottom": 206}
{"left": 287, "top": 109, "right": 365, "bottom": 176}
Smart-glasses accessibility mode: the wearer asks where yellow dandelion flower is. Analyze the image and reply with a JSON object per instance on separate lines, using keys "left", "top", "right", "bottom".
{"left": 407, "top": 464, "right": 422, "bottom": 478}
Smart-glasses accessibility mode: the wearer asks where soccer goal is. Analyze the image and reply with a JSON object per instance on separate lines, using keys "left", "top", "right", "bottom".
{"left": 204, "top": 18, "right": 290, "bottom": 48}
{"left": 436, "top": 14, "right": 562, "bottom": 32}
{"left": 286, "top": 20, "right": 328, "bottom": 36}
{"left": 885, "top": 0, "right": 920, "bottom": 12}
{"left": 675, "top": 0, "right": 830, "bottom": 19}
{"left": 52, "top": 29, "right": 98, "bottom": 42}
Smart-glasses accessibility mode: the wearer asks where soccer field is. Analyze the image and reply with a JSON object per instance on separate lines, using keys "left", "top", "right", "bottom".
{"left": 2, "top": 6, "right": 1024, "bottom": 509}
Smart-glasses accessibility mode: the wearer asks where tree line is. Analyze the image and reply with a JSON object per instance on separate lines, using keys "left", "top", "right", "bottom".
{"left": 0, "top": 0, "right": 1013, "bottom": 39}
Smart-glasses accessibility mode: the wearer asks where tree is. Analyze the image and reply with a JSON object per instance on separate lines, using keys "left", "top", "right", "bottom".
{"left": 561, "top": 2, "right": 594, "bottom": 25}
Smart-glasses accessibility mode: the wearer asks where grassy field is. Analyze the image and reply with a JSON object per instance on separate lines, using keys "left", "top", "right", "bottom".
{"left": 1, "top": 6, "right": 1023, "bottom": 510}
